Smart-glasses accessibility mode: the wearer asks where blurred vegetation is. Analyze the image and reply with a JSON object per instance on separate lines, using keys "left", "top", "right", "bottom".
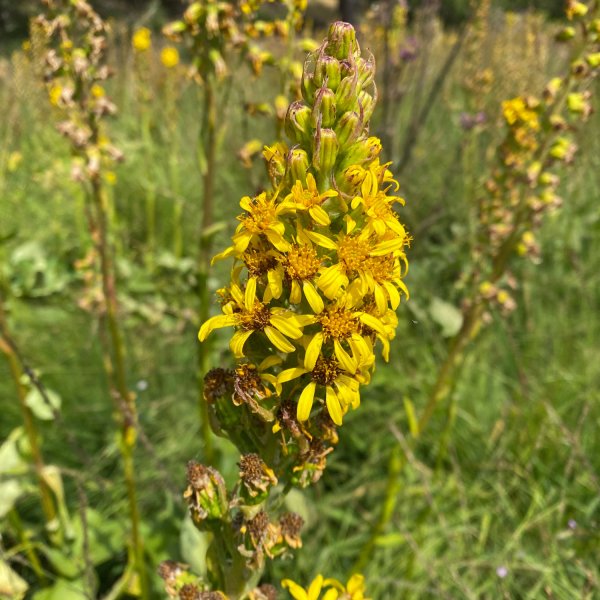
{"left": 1, "top": 1, "right": 599, "bottom": 599}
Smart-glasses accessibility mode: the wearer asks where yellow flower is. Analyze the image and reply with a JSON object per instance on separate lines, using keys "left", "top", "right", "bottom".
{"left": 281, "top": 238, "right": 325, "bottom": 311}
{"left": 350, "top": 169, "right": 406, "bottom": 237}
{"left": 160, "top": 46, "right": 179, "bottom": 68}
{"left": 277, "top": 354, "right": 361, "bottom": 425}
{"left": 282, "top": 574, "right": 370, "bottom": 600}
{"left": 199, "top": 277, "right": 311, "bottom": 357}
{"left": 501, "top": 97, "right": 539, "bottom": 130}
{"left": 132, "top": 27, "right": 151, "bottom": 52}
{"left": 48, "top": 84, "right": 62, "bottom": 106}
{"left": 281, "top": 173, "right": 338, "bottom": 226}
{"left": 307, "top": 229, "right": 405, "bottom": 300}
{"left": 233, "top": 192, "right": 292, "bottom": 253}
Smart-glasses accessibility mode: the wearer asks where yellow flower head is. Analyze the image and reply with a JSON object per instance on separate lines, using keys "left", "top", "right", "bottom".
{"left": 132, "top": 27, "right": 151, "bottom": 52}
{"left": 160, "top": 46, "right": 179, "bottom": 68}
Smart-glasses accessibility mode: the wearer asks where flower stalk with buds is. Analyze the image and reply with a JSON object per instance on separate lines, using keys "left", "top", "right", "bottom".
{"left": 160, "top": 21, "right": 404, "bottom": 599}
{"left": 35, "top": 1, "right": 148, "bottom": 596}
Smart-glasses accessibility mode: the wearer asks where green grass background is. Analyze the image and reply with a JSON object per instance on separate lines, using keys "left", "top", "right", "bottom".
{"left": 1, "top": 7, "right": 599, "bottom": 598}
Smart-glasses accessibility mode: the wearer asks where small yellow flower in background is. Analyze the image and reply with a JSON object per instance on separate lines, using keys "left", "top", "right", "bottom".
{"left": 282, "top": 573, "right": 370, "bottom": 600}
{"left": 160, "top": 46, "right": 179, "bottom": 68}
{"left": 48, "top": 84, "right": 62, "bottom": 106}
{"left": 501, "top": 97, "right": 539, "bottom": 130}
{"left": 104, "top": 171, "right": 117, "bottom": 186}
{"left": 91, "top": 83, "right": 105, "bottom": 98}
{"left": 132, "top": 27, "right": 151, "bottom": 52}
{"left": 7, "top": 151, "right": 23, "bottom": 173}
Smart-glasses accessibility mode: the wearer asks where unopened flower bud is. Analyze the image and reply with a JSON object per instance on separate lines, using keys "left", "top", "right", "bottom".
{"left": 556, "top": 26, "right": 576, "bottom": 42}
{"left": 357, "top": 90, "right": 375, "bottom": 121}
{"left": 285, "top": 101, "right": 312, "bottom": 144}
{"left": 325, "top": 21, "right": 357, "bottom": 60}
{"left": 314, "top": 54, "right": 341, "bottom": 90}
{"left": 183, "top": 461, "right": 228, "bottom": 525}
{"left": 335, "top": 74, "right": 359, "bottom": 113}
{"left": 312, "top": 127, "right": 339, "bottom": 173}
{"left": 301, "top": 68, "right": 316, "bottom": 104}
{"left": 312, "top": 87, "right": 336, "bottom": 128}
{"left": 337, "top": 136, "right": 381, "bottom": 171}
{"left": 289, "top": 148, "right": 310, "bottom": 185}
{"left": 356, "top": 56, "right": 375, "bottom": 88}
{"left": 334, "top": 110, "right": 361, "bottom": 147}
{"left": 184, "top": 2, "right": 202, "bottom": 24}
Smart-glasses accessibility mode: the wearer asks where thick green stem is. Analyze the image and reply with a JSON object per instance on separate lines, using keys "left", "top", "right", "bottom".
{"left": 0, "top": 296, "right": 58, "bottom": 537}
{"left": 90, "top": 172, "right": 149, "bottom": 599}
{"left": 197, "top": 75, "right": 218, "bottom": 464}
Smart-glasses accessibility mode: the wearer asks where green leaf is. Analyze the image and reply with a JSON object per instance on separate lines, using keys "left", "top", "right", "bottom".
{"left": 180, "top": 513, "right": 209, "bottom": 577}
{"left": 0, "top": 558, "right": 28, "bottom": 600}
{"left": 24, "top": 388, "right": 61, "bottom": 421}
{"left": 403, "top": 396, "right": 419, "bottom": 437}
{"left": 72, "top": 508, "right": 124, "bottom": 566}
{"left": 429, "top": 296, "right": 463, "bottom": 337}
{"left": 32, "top": 577, "right": 91, "bottom": 600}
{"left": 0, "top": 428, "right": 28, "bottom": 476}
{"left": 0, "top": 481, "right": 24, "bottom": 518}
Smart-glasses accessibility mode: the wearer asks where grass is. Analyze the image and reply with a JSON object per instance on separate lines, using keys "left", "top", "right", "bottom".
{"left": 1, "top": 6, "right": 599, "bottom": 598}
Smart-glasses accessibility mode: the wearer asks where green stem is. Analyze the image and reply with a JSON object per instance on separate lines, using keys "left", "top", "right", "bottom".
{"left": 352, "top": 445, "right": 403, "bottom": 573}
{"left": 90, "top": 172, "right": 149, "bottom": 599}
{"left": 0, "top": 296, "right": 58, "bottom": 538}
{"left": 8, "top": 509, "right": 47, "bottom": 584}
{"left": 197, "top": 75, "right": 218, "bottom": 464}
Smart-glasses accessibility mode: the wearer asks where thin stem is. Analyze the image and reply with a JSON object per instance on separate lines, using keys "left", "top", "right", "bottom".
{"left": 197, "top": 74, "right": 218, "bottom": 464}
{"left": 8, "top": 509, "right": 47, "bottom": 584}
{"left": 0, "top": 295, "right": 58, "bottom": 536}
{"left": 90, "top": 174, "right": 149, "bottom": 600}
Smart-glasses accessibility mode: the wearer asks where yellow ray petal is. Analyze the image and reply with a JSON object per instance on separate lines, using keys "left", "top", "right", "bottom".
{"left": 270, "top": 314, "right": 303, "bottom": 339}
{"left": 325, "top": 386, "right": 343, "bottom": 426}
{"left": 245, "top": 276, "right": 257, "bottom": 310}
{"left": 297, "top": 381, "right": 317, "bottom": 422}
{"left": 230, "top": 329, "right": 253, "bottom": 358}
{"left": 198, "top": 314, "right": 237, "bottom": 341}
{"left": 304, "top": 332, "right": 324, "bottom": 371}
{"left": 278, "top": 367, "right": 309, "bottom": 383}
{"left": 334, "top": 340, "right": 357, "bottom": 373}
{"left": 303, "top": 281, "right": 324, "bottom": 314}
{"left": 264, "top": 325, "right": 296, "bottom": 353}
{"left": 309, "top": 205, "right": 331, "bottom": 226}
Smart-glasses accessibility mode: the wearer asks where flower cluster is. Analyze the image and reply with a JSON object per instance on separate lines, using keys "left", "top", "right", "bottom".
{"left": 201, "top": 22, "right": 410, "bottom": 436}
{"left": 472, "top": 2, "right": 599, "bottom": 312}
{"left": 34, "top": 0, "right": 123, "bottom": 181}
{"left": 163, "top": 0, "right": 307, "bottom": 81}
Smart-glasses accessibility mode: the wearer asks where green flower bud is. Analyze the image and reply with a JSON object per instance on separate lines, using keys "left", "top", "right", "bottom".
{"left": 312, "top": 87, "right": 336, "bottom": 128}
{"left": 334, "top": 110, "right": 362, "bottom": 147}
{"left": 335, "top": 74, "right": 359, "bottom": 113}
{"left": 567, "top": 92, "right": 586, "bottom": 114}
{"left": 285, "top": 101, "right": 312, "bottom": 144}
{"left": 356, "top": 56, "right": 375, "bottom": 88}
{"left": 556, "top": 26, "right": 576, "bottom": 41}
{"left": 314, "top": 55, "right": 341, "bottom": 90}
{"left": 301, "top": 69, "right": 316, "bottom": 104}
{"left": 357, "top": 90, "right": 375, "bottom": 121}
{"left": 289, "top": 147, "right": 310, "bottom": 185}
{"left": 313, "top": 127, "right": 339, "bottom": 174}
{"left": 325, "top": 21, "right": 358, "bottom": 60}
{"left": 184, "top": 2, "right": 203, "bottom": 24}
{"left": 184, "top": 461, "right": 228, "bottom": 526}
{"left": 336, "top": 136, "right": 381, "bottom": 172}
{"left": 586, "top": 52, "right": 600, "bottom": 68}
